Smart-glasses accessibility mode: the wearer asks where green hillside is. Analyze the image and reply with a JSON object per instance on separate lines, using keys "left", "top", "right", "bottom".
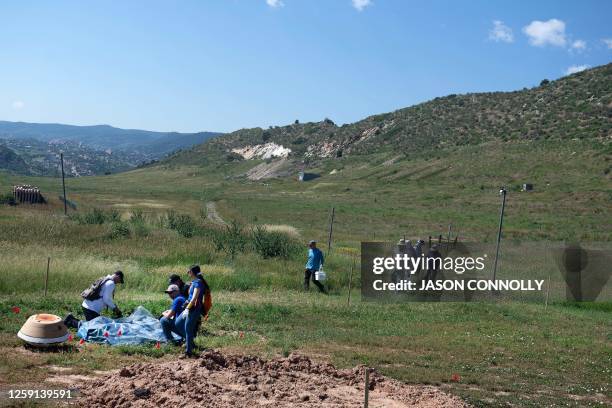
{"left": 0, "top": 144, "right": 29, "bottom": 174}
{"left": 165, "top": 63, "right": 611, "bottom": 168}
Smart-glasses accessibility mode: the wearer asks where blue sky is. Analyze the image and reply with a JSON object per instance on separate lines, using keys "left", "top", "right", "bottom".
{"left": 1, "top": 0, "right": 610, "bottom": 133}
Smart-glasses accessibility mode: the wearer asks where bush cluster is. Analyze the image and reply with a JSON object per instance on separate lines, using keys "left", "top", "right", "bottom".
{"left": 68, "top": 207, "right": 301, "bottom": 258}
{"left": 110, "top": 221, "right": 131, "bottom": 239}
{"left": 212, "top": 220, "right": 248, "bottom": 259}
{"left": 0, "top": 193, "right": 16, "bottom": 206}
{"left": 160, "top": 210, "right": 196, "bottom": 238}
{"left": 252, "top": 225, "right": 300, "bottom": 259}
{"left": 70, "top": 208, "right": 120, "bottom": 225}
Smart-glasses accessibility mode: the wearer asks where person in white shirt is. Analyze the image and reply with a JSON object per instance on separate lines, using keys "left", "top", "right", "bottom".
{"left": 64, "top": 271, "right": 124, "bottom": 328}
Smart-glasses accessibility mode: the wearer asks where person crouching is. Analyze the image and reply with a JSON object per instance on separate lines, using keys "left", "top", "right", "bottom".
{"left": 159, "top": 284, "right": 186, "bottom": 345}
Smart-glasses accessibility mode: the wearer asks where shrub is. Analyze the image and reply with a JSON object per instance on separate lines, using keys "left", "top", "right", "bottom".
{"left": 0, "top": 193, "right": 16, "bottom": 206}
{"left": 129, "top": 209, "right": 150, "bottom": 237}
{"left": 160, "top": 210, "right": 178, "bottom": 229}
{"left": 83, "top": 208, "right": 107, "bottom": 225}
{"left": 107, "top": 209, "right": 121, "bottom": 223}
{"left": 198, "top": 206, "right": 207, "bottom": 221}
{"left": 174, "top": 214, "right": 195, "bottom": 238}
{"left": 161, "top": 210, "right": 196, "bottom": 238}
{"left": 110, "top": 221, "right": 130, "bottom": 239}
{"left": 213, "top": 220, "right": 247, "bottom": 259}
{"left": 132, "top": 222, "right": 150, "bottom": 238}
{"left": 251, "top": 225, "right": 300, "bottom": 259}
{"left": 129, "top": 209, "right": 145, "bottom": 224}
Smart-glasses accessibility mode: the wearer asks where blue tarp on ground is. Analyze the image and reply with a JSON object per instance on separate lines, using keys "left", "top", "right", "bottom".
{"left": 77, "top": 306, "right": 178, "bottom": 345}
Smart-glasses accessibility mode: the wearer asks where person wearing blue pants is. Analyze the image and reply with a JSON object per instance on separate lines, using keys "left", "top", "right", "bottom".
{"left": 159, "top": 284, "right": 186, "bottom": 345}
{"left": 176, "top": 265, "right": 206, "bottom": 358}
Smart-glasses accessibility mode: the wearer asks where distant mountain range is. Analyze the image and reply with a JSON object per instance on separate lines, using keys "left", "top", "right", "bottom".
{"left": 0, "top": 121, "right": 221, "bottom": 176}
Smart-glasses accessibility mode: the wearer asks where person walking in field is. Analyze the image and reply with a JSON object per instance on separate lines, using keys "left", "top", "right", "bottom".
{"left": 64, "top": 271, "right": 124, "bottom": 328}
{"left": 304, "top": 240, "right": 326, "bottom": 293}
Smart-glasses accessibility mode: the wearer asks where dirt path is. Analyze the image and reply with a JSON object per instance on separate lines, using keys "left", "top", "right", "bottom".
{"left": 206, "top": 201, "right": 227, "bottom": 226}
{"left": 77, "top": 350, "right": 469, "bottom": 407}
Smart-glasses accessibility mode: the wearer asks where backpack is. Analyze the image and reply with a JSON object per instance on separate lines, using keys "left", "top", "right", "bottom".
{"left": 81, "top": 276, "right": 111, "bottom": 301}
{"left": 201, "top": 278, "right": 213, "bottom": 321}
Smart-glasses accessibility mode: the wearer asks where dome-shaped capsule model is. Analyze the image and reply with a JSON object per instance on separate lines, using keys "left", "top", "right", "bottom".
{"left": 17, "top": 314, "right": 70, "bottom": 346}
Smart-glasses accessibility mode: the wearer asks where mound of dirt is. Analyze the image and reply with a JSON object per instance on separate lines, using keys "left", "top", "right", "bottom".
{"left": 78, "top": 350, "right": 469, "bottom": 407}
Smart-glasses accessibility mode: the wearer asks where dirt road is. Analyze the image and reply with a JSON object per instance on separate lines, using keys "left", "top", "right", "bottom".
{"left": 206, "top": 201, "right": 227, "bottom": 225}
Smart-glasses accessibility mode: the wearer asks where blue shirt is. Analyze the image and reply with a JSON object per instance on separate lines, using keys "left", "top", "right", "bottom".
{"left": 170, "top": 296, "right": 186, "bottom": 315}
{"left": 187, "top": 279, "right": 205, "bottom": 304}
{"left": 305, "top": 247, "right": 324, "bottom": 271}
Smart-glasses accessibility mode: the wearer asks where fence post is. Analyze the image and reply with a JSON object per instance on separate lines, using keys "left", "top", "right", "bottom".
{"left": 44, "top": 257, "right": 50, "bottom": 296}
{"left": 347, "top": 255, "right": 355, "bottom": 306}
{"left": 364, "top": 367, "right": 369, "bottom": 408}
{"left": 545, "top": 267, "right": 551, "bottom": 309}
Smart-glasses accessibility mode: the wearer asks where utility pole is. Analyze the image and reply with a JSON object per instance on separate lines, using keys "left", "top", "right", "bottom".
{"left": 492, "top": 188, "right": 507, "bottom": 281}
{"left": 60, "top": 153, "right": 67, "bottom": 216}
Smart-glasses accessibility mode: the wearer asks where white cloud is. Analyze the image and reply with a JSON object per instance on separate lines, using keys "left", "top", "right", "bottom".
{"left": 565, "top": 64, "right": 590, "bottom": 75}
{"left": 352, "top": 0, "right": 372, "bottom": 11}
{"left": 11, "top": 101, "right": 24, "bottom": 110}
{"left": 488, "top": 20, "right": 514, "bottom": 43}
{"left": 266, "top": 0, "right": 284, "bottom": 8}
{"left": 602, "top": 38, "right": 612, "bottom": 49}
{"left": 570, "top": 39, "right": 586, "bottom": 52}
{"left": 523, "top": 19, "right": 566, "bottom": 47}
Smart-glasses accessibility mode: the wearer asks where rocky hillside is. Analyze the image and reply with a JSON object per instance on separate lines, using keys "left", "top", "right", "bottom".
{"left": 166, "top": 63, "right": 611, "bottom": 168}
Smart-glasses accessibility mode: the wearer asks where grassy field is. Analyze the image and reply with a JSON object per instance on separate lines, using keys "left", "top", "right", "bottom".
{"left": 0, "top": 138, "right": 611, "bottom": 406}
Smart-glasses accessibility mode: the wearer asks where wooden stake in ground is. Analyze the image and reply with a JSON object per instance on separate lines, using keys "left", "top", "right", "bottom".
{"left": 347, "top": 255, "right": 355, "bottom": 306}
{"left": 44, "top": 257, "right": 50, "bottom": 296}
{"left": 327, "top": 206, "right": 335, "bottom": 255}
{"left": 545, "top": 267, "right": 551, "bottom": 309}
{"left": 364, "top": 367, "right": 369, "bottom": 408}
